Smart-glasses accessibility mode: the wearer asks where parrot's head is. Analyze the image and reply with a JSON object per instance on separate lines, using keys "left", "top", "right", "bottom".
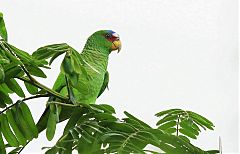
{"left": 85, "top": 30, "right": 121, "bottom": 55}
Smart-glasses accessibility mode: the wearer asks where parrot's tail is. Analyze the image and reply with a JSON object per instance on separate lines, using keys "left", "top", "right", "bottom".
{"left": 36, "top": 105, "right": 74, "bottom": 134}
{"left": 36, "top": 106, "right": 50, "bottom": 133}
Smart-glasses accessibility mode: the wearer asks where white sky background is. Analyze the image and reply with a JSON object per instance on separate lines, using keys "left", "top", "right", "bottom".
{"left": 0, "top": 0, "right": 238, "bottom": 153}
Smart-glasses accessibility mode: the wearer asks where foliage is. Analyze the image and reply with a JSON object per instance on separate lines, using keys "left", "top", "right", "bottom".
{"left": 155, "top": 109, "right": 215, "bottom": 141}
{"left": 0, "top": 12, "right": 219, "bottom": 154}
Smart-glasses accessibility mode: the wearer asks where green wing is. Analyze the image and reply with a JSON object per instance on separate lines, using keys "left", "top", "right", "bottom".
{"left": 36, "top": 72, "right": 67, "bottom": 133}
{"left": 97, "top": 71, "right": 109, "bottom": 98}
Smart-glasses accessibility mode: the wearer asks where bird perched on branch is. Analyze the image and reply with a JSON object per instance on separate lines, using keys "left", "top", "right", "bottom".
{"left": 35, "top": 30, "right": 121, "bottom": 140}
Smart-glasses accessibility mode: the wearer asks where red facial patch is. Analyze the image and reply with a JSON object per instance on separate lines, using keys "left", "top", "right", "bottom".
{"left": 105, "top": 34, "right": 119, "bottom": 42}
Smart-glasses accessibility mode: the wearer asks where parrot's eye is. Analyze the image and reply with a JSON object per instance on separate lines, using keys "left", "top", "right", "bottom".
{"left": 105, "top": 33, "right": 111, "bottom": 38}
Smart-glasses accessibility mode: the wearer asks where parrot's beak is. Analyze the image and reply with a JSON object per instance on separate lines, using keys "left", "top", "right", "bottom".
{"left": 111, "top": 39, "right": 121, "bottom": 53}
{"left": 111, "top": 33, "right": 121, "bottom": 53}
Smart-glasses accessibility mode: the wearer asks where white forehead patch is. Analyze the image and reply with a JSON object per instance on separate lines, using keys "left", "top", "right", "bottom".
{"left": 112, "top": 32, "right": 120, "bottom": 38}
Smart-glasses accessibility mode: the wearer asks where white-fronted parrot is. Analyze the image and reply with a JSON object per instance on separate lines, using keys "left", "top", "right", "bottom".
{"left": 36, "top": 30, "right": 121, "bottom": 139}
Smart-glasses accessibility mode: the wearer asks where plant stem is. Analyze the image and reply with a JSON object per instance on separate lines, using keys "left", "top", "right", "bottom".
{"left": 143, "top": 149, "right": 164, "bottom": 153}
{"left": 17, "top": 76, "right": 68, "bottom": 102}
{"left": 65, "top": 75, "right": 71, "bottom": 100}
{"left": 0, "top": 102, "right": 18, "bottom": 115}
{"left": 23, "top": 94, "right": 50, "bottom": 101}
{"left": 176, "top": 115, "right": 180, "bottom": 136}
{"left": 0, "top": 94, "right": 50, "bottom": 115}
{"left": 48, "top": 101, "right": 79, "bottom": 107}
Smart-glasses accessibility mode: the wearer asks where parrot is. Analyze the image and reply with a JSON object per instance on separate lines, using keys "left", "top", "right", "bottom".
{"left": 36, "top": 30, "right": 121, "bottom": 136}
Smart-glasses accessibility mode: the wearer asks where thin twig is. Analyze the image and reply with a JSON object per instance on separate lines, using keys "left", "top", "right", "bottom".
{"left": 22, "top": 94, "right": 50, "bottom": 101}
{"left": 17, "top": 146, "right": 25, "bottom": 154}
{"left": 0, "top": 101, "right": 19, "bottom": 115}
{"left": 143, "top": 149, "right": 164, "bottom": 153}
{"left": 48, "top": 101, "right": 79, "bottom": 107}
{"left": 17, "top": 76, "right": 69, "bottom": 102}
{"left": 65, "top": 75, "right": 71, "bottom": 100}
{"left": 19, "top": 65, "right": 36, "bottom": 82}
{"left": 176, "top": 115, "right": 180, "bottom": 136}
{"left": 0, "top": 94, "right": 50, "bottom": 115}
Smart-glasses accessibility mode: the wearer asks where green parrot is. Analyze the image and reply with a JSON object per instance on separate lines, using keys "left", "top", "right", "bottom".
{"left": 36, "top": 30, "right": 121, "bottom": 136}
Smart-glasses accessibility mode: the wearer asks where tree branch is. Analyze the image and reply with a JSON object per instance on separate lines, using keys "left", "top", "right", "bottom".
{"left": 48, "top": 101, "right": 79, "bottom": 107}
{"left": 17, "top": 76, "right": 69, "bottom": 102}
{"left": 176, "top": 115, "right": 180, "bottom": 136}
{"left": 0, "top": 94, "right": 50, "bottom": 115}
{"left": 22, "top": 94, "right": 50, "bottom": 101}
{"left": 0, "top": 101, "right": 19, "bottom": 115}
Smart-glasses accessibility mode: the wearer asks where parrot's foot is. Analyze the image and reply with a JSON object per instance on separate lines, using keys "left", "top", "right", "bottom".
{"left": 68, "top": 93, "right": 77, "bottom": 105}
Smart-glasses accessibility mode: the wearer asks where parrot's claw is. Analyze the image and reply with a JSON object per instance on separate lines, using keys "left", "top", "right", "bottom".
{"left": 68, "top": 93, "right": 77, "bottom": 105}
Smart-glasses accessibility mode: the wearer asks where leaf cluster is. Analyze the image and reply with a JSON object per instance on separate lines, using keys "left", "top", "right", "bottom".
{"left": 43, "top": 105, "right": 219, "bottom": 154}
{"left": 156, "top": 109, "right": 215, "bottom": 141}
{"left": 0, "top": 101, "right": 38, "bottom": 154}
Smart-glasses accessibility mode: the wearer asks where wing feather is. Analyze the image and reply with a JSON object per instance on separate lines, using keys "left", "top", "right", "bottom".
{"left": 97, "top": 71, "right": 109, "bottom": 98}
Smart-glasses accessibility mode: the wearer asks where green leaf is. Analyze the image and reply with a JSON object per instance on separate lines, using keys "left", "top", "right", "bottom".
{"left": 0, "top": 99, "right": 6, "bottom": 108}
{"left": 157, "top": 134, "right": 194, "bottom": 154}
{"left": 0, "top": 45, "right": 21, "bottom": 64}
{"left": 95, "top": 113, "right": 117, "bottom": 122}
{"left": 4, "top": 66, "right": 23, "bottom": 79}
{"left": 123, "top": 118, "right": 146, "bottom": 130}
{"left": 64, "top": 107, "right": 85, "bottom": 134}
{"left": 0, "top": 55, "right": 9, "bottom": 64}
{"left": 158, "top": 121, "right": 177, "bottom": 130}
{"left": 155, "top": 109, "right": 183, "bottom": 117}
{"left": 91, "top": 104, "right": 115, "bottom": 114}
{"left": 188, "top": 111, "right": 214, "bottom": 130}
{"left": 0, "top": 83, "right": 13, "bottom": 94}
{"left": 19, "top": 102, "right": 38, "bottom": 138}
{"left": 46, "top": 104, "right": 57, "bottom": 141}
{"left": 178, "top": 135, "right": 190, "bottom": 143}
{"left": 0, "top": 65, "right": 5, "bottom": 83}
{"left": 5, "top": 78, "right": 25, "bottom": 97}
{"left": 179, "top": 128, "right": 197, "bottom": 139}
{"left": 32, "top": 43, "right": 69, "bottom": 60}
{"left": 61, "top": 55, "right": 74, "bottom": 75}
{"left": 180, "top": 120, "right": 199, "bottom": 136}
{"left": 25, "top": 65, "right": 47, "bottom": 78}
{"left": 0, "top": 114, "right": 19, "bottom": 147}
{"left": 6, "top": 109, "right": 27, "bottom": 145}
{"left": 59, "top": 133, "right": 74, "bottom": 154}
{"left": 8, "top": 147, "right": 22, "bottom": 154}
{"left": 37, "top": 88, "right": 47, "bottom": 94}
{"left": 0, "top": 90, "right": 12, "bottom": 105}
{"left": 206, "top": 150, "right": 220, "bottom": 154}
{"left": 77, "top": 135, "right": 95, "bottom": 154}
{"left": 13, "top": 106, "right": 34, "bottom": 140}
{"left": 75, "top": 127, "right": 94, "bottom": 143}
{"left": 124, "top": 111, "right": 151, "bottom": 128}
{"left": 32, "top": 48, "right": 56, "bottom": 60}
{"left": 0, "top": 12, "right": 8, "bottom": 41}
{"left": 156, "top": 114, "right": 178, "bottom": 126}
{"left": 0, "top": 129, "right": 6, "bottom": 154}
{"left": 109, "top": 123, "right": 136, "bottom": 133}
{"left": 49, "top": 51, "right": 65, "bottom": 65}
{"left": 164, "top": 127, "right": 176, "bottom": 134}
{"left": 45, "top": 147, "right": 58, "bottom": 154}
{"left": 24, "top": 81, "right": 38, "bottom": 95}
{"left": 6, "top": 43, "right": 34, "bottom": 64}
{"left": 69, "top": 128, "right": 80, "bottom": 140}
